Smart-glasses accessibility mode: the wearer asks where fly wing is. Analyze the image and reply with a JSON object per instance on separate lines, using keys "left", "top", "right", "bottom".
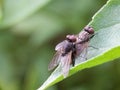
{"left": 75, "top": 42, "right": 89, "bottom": 64}
{"left": 75, "top": 42, "right": 88, "bottom": 57}
{"left": 48, "top": 40, "right": 67, "bottom": 70}
{"left": 55, "top": 40, "right": 67, "bottom": 51}
{"left": 60, "top": 51, "right": 72, "bottom": 78}
{"left": 48, "top": 51, "right": 61, "bottom": 71}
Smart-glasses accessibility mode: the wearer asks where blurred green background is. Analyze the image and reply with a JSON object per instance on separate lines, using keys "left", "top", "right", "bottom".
{"left": 0, "top": 0, "right": 120, "bottom": 90}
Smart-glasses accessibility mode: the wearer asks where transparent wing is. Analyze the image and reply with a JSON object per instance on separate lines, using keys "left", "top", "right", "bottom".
{"left": 55, "top": 40, "right": 67, "bottom": 51}
{"left": 75, "top": 42, "right": 88, "bottom": 57}
{"left": 75, "top": 42, "right": 89, "bottom": 64}
{"left": 60, "top": 51, "right": 72, "bottom": 78}
{"left": 48, "top": 51, "right": 61, "bottom": 71}
{"left": 48, "top": 40, "right": 68, "bottom": 71}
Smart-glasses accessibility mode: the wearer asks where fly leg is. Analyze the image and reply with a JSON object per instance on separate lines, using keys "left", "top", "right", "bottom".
{"left": 79, "top": 55, "right": 87, "bottom": 60}
{"left": 88, "top": 46, "right": 99, "bottom": 50}
{"left": 72, "top": 49, "right": 76, "bottom": 67}
{"left": 75, "top": 48, "right": 88, "bottom": 65}
{"left": 83, "top": 47, "right": 88, "bottom": 61}
{"left": 71, "top": 58, "right": 75, "bottom": 66}
{"left": 71, "top": 44, "right": 76, "bottom": 66}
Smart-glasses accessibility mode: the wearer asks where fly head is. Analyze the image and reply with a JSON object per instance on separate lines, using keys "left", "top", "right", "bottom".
{"left": 84, "top": 26, "right": 94, "bottom": 34}
{"left": 66, "top": 35, "right": 77, "bottom": 42}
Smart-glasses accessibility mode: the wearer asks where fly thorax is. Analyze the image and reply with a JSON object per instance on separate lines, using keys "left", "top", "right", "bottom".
{"left": 76, "top": 32, "right": 90, "bottom": 44}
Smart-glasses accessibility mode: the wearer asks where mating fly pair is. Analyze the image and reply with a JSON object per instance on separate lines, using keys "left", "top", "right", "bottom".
{"left": 48, "top": 26, "right": 95, "bottom": 78}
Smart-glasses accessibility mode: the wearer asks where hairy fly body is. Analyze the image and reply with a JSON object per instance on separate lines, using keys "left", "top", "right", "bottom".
{"left": 48, "top": 26, "right": 95, "bottom": 78}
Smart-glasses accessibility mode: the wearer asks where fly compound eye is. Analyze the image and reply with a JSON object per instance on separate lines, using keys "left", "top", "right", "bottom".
{"left": 66, "top": 35, "right": 76, "bottom": 42}
{"left": 84, "top": 26, "right": 94, "bottom": 34}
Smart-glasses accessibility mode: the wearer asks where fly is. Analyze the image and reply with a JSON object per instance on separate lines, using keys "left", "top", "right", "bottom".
{"left": 48, "top": 26, "right": 95, "bottom": 78}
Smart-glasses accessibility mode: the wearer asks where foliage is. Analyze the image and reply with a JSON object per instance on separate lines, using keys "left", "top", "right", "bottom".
{"left": 1, "top": 0, "right": 120, "bottom": 90}
{"left": 38, "top": 0, "right": 120, "bottom": 89}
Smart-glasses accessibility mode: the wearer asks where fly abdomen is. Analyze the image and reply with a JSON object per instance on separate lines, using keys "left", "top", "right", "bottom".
{"left": 62, "top": 42, "right": 73, "bottom": 56}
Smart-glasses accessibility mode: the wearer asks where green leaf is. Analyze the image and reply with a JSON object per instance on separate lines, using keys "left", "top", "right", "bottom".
{"left": 10, "top": 12, "right": 64, "bottom": 46}
{"left": 0, "top": 33, "right": 19, "bottom": 90}
{"left": 38, "top": 0, "right": 120, "bottom": 89}
{"left": 24, "top": 46, "right": 57, "bottom": 90}
{"left": 0, "top": 0, "right": 2, "bottom": 21}
{"left": 1, "top": 0, "right": 51, "bottom": 28}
